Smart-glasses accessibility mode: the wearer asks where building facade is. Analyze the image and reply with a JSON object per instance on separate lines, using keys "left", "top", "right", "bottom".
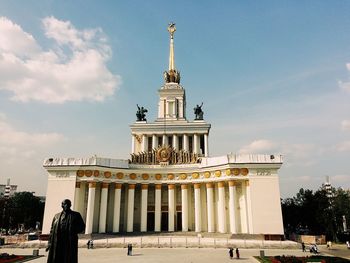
{"left": 0, "top": 179, "right": 17, "bottom": 198}
{"left": 42, "top": 24, "right": 284, "bottom": 238}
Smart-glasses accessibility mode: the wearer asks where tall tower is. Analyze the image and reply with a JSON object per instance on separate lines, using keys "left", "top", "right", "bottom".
{"left": 130, "top": 23, "right": 211, "bottom": 158}
{"left": 157, "top": 23, "right": 185, "bottom": 121}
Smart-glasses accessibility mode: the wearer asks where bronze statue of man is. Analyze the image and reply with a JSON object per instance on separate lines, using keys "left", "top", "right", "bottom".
{"left": 47, "top": 199, "right": 85, "bottom": 263}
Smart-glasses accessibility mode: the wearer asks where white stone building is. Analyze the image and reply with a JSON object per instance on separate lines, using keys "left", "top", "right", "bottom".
{"left": 42, "top": 24, "right": 284, "bottom": 239}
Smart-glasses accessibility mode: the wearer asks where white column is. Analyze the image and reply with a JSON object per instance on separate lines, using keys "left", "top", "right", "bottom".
{"left": 204, "top": 134, "right": 209, "bottom": 157}
{"left": 131, "top": 135, "right": 135, "bottom": 154}
{"left": 163, "top": 134, "right": 168, "bottom": 146}
{"left": 245, "top": 180, "right": 253, "bottom": 233}
{"left": 168, "top": 184, "right": 175, "bottom": 232}
{"left": 154, "top": 184, "right": 162, "bottom": 232}
{"left": 113, "top": 183, "right": 122, "bottom": 232}
{"left": 193, "top": 134, "right": 199, "bottom": 154}
{"left": 239, "top": 182, "right": 248, "bottom": 233}
{"left": 152, "top": 135, "right": 158, "bottom": 149}
{"left": 194, "top": 183, "right": 202, "bottom": 232}
{"left": 183, "top": 134, "right": 189, "bottom": 151}
{"left": 99, "top": 183, "right": 109, "bottom": 233}
{"left": 141, "top": 184, "right": 148, "bottom": 232}
{"left": 142, "top": 135, "right": 148, "bottom": 152}
{"left": 73, "top": 182, "right": 81, "bottom": 213}
{"left": 218, "top": 182, "right": 227, "bottom": 233}
{"left": 85, "top": 182, "right": 96, "bottom": 234}
{"left": 228, "top": 181, "right": 237, "bottom": 234}
{"left": 127, "top": 184, "right": 135, "bottom": 232}
{"left": 206, "top": 183, "right": 215, "bottom": 232}
{"left": 173, "top": 134, "right": 179, "bottom": 150}
{"left": 181, "top": 184, "right": 188, "bottom": 231}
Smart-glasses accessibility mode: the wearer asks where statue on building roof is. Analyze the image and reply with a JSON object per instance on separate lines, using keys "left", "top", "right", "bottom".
{"left": 194, "top": 102, "right": 204, "bottom": 120}
{"left": 136, "top": 104, "right": 148, "bottom": 121}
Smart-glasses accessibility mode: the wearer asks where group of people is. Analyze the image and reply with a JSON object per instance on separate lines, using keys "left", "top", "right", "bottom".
{"left": 228, "top": 247, "right": 240, "bottom": 259}
{"left": 301, "top": 242, "right": 319, "bottom": 254}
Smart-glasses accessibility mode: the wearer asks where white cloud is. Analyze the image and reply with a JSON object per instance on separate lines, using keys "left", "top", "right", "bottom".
{"left": 238, "top": 139, "right": 277, "bottom": 154}
{"left": 0, "top": 16, "right": 120, "bottom": 103}
{"left": 0, "top": 114, "right": 65, "bottom": 161}
{"left": 336, "top": 141, "right": 350, "bottom": 152}
{"left": 341, "top": 120, "right": 350, "bottom": 131}
{"left": 339, "top": 63, "right": 350, "bottom": 92}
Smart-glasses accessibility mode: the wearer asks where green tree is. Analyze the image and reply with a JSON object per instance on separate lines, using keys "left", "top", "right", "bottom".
{"left": 282, "top": 187, "right": 350, "bottom": 241}
{"left": 0, "top": 192, "right": 45, "bottom": 231}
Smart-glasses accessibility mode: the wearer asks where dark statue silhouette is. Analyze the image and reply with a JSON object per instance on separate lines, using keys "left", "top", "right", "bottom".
{"left": 46, "top": 199, "right": 85, "bottom": 263}
{"left": 194, "top": 102, "right": 204, "bottom": 120}
{"left": 136, "top": 104, "right": 148, "bottom": 121}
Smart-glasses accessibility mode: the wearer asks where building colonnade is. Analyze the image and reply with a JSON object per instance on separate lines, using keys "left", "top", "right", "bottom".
{"left": 74, "top": 180, "right": 253, "bottom": 235}
{"left": 132, "top": 133, "right": 209, "bottom": 157}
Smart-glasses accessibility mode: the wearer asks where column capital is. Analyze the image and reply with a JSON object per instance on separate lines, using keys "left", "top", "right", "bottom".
{"left": 168, "top": 184, "right": 175, "bottom": 190}
{"left": 75, "top": 182, "right": 81, "bottom": 188}
{"left": 228, "top": 181, "right": 236, "bottom": 187}
{"left": 206, "top": 182, "right": 213, "bottom": 189}
{"left": 193, "top": 183, "right": 201, "bottom": 189}
{"left": 218, "top": 181, "right": 225, "bottom": 188}
{"left": 245, "top": 180, "right": 250, "bottom": 187}
{"left": 88, "top": 182, "right": 96, "bottom": 188}
{"left": 115, "top": 183, "right": 122, "bottom": 189}
{"left": 128, "top": 184, "right": 136, "bottom": 190}
{"left": 101, "top": 182, "right": 109, "bottom": 189}
{"left": 181, "top": 184, "right": 188, "bottom": 189}
{"left": 141, "top": 184, "right": 149, "bottom": 190}
{"left": 155, "top": 184, "right": 162, "bottom": 190}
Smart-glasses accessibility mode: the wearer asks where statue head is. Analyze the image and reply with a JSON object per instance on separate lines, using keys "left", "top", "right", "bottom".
{"left": 61, "top": 199, "right": 72, "bottom": 212}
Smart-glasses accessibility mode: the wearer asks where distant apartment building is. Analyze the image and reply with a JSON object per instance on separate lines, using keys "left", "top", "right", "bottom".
{"left": 0, "top": 178, "right": 17, "bottom": 198}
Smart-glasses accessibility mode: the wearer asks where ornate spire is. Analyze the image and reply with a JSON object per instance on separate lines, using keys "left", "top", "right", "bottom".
{"left": 168, "top": 22, "right": 176, "bottom": 71}
{"left": 163, "top": 22, "right": 180, "bottom": 84}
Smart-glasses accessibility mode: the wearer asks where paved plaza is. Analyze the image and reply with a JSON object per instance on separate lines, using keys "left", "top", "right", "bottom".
{"left": 2, "top": 246, "right": 350, "bottom": 263}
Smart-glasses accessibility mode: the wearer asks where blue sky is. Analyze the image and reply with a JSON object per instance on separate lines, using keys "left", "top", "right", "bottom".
{"left": 0, "top": 1, "right": 350, "bottom": 197}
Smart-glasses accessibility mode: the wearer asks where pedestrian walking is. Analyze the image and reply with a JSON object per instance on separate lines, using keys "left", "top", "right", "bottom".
{"left": 229, "top": 248, "right": 233, "bottom": 259}
{"left": 127, "top": 244, "right": 133, "bottom": 256}
{"left": 302, "top": 242, "right": 305, "bottom": 252}
{"left": 235, "top": 248, "right": 240, "bottom": 259}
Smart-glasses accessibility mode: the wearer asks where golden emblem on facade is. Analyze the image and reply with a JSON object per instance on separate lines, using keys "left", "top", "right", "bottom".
{"left": 93, "top": 170, "right": 100, "bottom": 177}
{"left": 180, "top": 173, "right": 187, "bottom": 180}
{"left": 156, "top": 146, "right": 172, "bottom": 162}
{"left": 215, "top": 170, "right": 221, "bottom": 177}
{"left": 241, "top": 168, "right": 249, "bottom": 176}
{"left": 104, "top": 171, "right": 112, "bottom": 178}
{"left": 85, "top": 170, "right": 92, "bottom": 177}
{"left": 232, "top": 168, "right": 241, "bottom": 176}
{"left": 192, "top": 172, "right": 199, "bottom": 179}
{"left": 77, "top": 170, "right": 84, "bottom": 177}
{"left": 116, "top": 172, "right": 124, "bottom": 179}
{"left": 204, "top": 171, "right": 211, "bottom": 178}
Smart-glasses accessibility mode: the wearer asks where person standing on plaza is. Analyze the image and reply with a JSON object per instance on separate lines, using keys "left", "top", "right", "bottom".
{"left": 46, "top": 199, "right": 85, "bottom": 263}
{"left": 235, "top": 248, "right": 240, "bottom": 259}
{"left": 229, "top": 248, "right": 233, "bottom": 259}
{"left": 302, "top": 242, "right": 306, "bottom": 252}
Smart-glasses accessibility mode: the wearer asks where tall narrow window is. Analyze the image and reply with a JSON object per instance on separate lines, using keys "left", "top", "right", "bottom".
{"left": 189, "top": 136, "right": 193, "bottom": 153}
{"left": 168, "top": 136, "right": 173, "bottom": 148}
{"left": 148, "top": 137, "right": 152, "bottom": 152}
{"left": 178, "top": 135, "right": 183, "bottom": 150}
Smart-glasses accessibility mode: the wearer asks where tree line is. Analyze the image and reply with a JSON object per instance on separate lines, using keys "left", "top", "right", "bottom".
{"left": 282, "top": 187, "right": 350, "bottom": 241}
{"left": 0, "top": 192, "right": 45, "bottom": 234}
